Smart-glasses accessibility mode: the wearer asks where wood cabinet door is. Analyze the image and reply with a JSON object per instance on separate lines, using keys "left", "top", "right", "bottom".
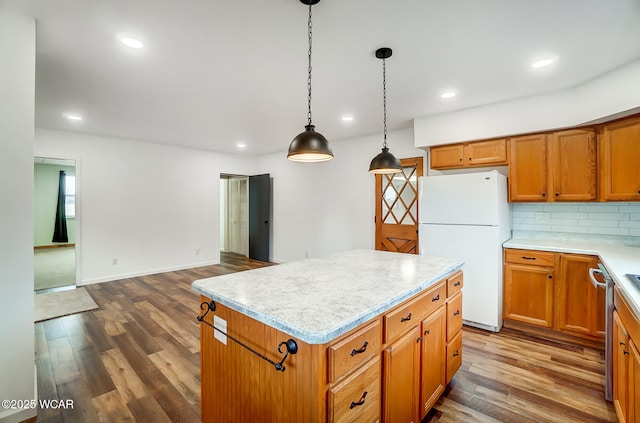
{"left": 383, "top": 325, "right": 420, "bottom": 423}
{"left": 508, "top": 134, "right": 548, "bottom": 201}
{"left": 630, "top": 339, "right": 640, "bottom": 423}
{"left": 549, "top": 129, "right": 597, "bottom": 201}
{"left": 430, "top": 144, "right": 464, "bottom": 169}
{"left": 556, "top": 254, "right": 604, "bottom": 337}
{"left": 464, "top": 138, "right": 508, "bottom": 166}
{"left": 503, "top": 263, "right": 554, "bottom": 327}
{"left": 600, "top": 116, "right": 640, "bottom": 201}
{"left": 419, "top": 308, "right": 446, "bottom": 419}
{"left": 614, "top": 311, "right": 630, "bottom": 423}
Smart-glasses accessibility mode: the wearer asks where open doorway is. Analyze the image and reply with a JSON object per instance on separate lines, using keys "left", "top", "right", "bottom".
{"left": 220, "top": 173, "right": 272, "bottom": 262}
{"left": 220, "top": 174, "right": 249, "bottom": 256}
{"left": 34, "top": 157, "right": 77, "bottom": 291}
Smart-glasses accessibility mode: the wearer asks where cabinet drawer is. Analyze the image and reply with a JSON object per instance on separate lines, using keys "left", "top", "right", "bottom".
{"left": 505, "top": 249, "right": 555, "bottom": 267}
{"left": 447, "top": 292, "right": 463, "bottom": 342}
{"left": 384, "top": 282, "right": 446, "bottom": 343}
{"left": 328, "top": 320, "right": 382, "bottom": 383}
{"left": 328, "top": 355, "right": 381, "bottom": 423}
{"left": 446, "top": 331, "right": 462, "bottom": 384}
{"left": 447, "top": 272, "right": 463, "bottom": 297}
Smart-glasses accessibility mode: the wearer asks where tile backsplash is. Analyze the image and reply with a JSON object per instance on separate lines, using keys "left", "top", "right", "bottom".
{"left": 512, "top": 202, "right": 640, "bottom": 245}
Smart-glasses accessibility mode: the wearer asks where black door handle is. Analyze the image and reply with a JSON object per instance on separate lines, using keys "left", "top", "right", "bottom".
{"left": 264, "top": 220, "right": 271, "bottom": 224}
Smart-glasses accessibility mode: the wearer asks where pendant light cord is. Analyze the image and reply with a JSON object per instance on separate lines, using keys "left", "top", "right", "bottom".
{"left": 307, "top": 2, "right": 313, "bottom": 126}
{"left": 382, "top": 57, "right": 388, "bottom": 149}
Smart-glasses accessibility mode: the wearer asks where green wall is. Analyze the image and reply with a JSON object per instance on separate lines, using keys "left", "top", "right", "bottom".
{"left": 34, "top": 163, "right": 76, "bottom": 246}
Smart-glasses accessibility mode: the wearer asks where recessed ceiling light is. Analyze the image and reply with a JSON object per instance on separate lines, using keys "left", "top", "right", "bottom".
{"left": 532, "top": 58, "right": 554, "bottom": 68}
{"left": 236, "top": 142, "right": 246, "bottom": 149}
{"left": 441, "top": 92, "right": 457, "bottom": 99}
{"left": 64, "top": 113, "right": 83, "bottom": 121}
{"left": 341, "top": 115, "right": 354, "bottom": 122}
{"left": 120, "top": 37, "right": 143, "bottom": 49}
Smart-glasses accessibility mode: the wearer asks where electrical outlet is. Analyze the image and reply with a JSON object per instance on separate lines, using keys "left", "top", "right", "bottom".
{"left": 112, "top": 258, "right": 118, "bottom": 265}
{"left": 535, "top": 212, "right": 550, "bottom": 223}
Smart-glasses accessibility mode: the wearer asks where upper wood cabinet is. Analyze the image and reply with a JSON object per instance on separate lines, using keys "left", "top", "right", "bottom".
{"left": 509, "top": 129, "right": 597, "bottom": 202}
{"left": 508, "top": 134, "right": 548, "bottom": 202}
{"left": 599, "top": 116, "right": 640, "bottom": 201}
{"left": 549, "top": 129, "right": 597, "bottom": 201}
{"left": 430, "top": 138, "right": 507, "bottom": 170}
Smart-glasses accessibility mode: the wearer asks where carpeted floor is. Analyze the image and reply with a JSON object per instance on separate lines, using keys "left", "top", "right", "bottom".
{"left": 34, "top": 246, "right": 76, "bottom": 291}
{"left": 34, "top": 287, "right": 98, "bottom": 322}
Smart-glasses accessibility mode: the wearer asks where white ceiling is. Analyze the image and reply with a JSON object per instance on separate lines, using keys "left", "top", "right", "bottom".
{"left": 3, "top": 0, "right": 640, "bottom": 156}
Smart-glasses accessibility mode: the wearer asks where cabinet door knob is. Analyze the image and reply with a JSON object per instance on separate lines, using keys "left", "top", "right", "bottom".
{"left": 541, "top": 192, "right": 547, "bottom": 197}
{"left": 424, "top": 329, "right": 431, "bottom": 335}
{"left": 452, "top": 350, "right": 460, "bottom": 357}
{"left": 453, "top": 310, "right": 460, "bottom": 316}
{"left": 350, "top": 391, "right": 368, "bottom": 409}
{"left": 624, "top": 350, "right": 630, "bottom": 356}
{"left": 417, "top": 336, "right": 423, "bottom": 343}
{"left": 555, "top": 192, "right": 560, "bottom": 196}
{"left": 548, "top": 275, "right": 553, "bottom": 279}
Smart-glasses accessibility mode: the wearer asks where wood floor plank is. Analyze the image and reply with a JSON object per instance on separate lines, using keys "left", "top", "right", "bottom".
{"left": 33, "top": 252, "right": 615, "bottom": 422}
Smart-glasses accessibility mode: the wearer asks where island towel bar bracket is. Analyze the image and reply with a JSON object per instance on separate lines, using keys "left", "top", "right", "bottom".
{"left": 196, "top": 300, "right": 298, "bottom": 372}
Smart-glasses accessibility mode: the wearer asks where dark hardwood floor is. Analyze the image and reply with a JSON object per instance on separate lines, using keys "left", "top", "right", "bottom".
{"left": 31, "top": 252, "right": 616, "bottom": 422}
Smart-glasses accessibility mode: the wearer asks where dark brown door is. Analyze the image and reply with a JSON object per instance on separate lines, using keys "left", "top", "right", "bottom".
{"left": 375, "top": 157, "right": 423, "bottom": 254}
{"left": 249, "top": 174, "right": 271, "bottom": 262}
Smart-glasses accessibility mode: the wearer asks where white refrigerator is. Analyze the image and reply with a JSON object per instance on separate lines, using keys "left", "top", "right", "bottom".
{"left": 418, "top": 170, "right": 511, "bottom": 332}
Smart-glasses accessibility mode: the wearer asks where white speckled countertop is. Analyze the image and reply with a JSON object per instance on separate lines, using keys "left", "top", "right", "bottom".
{"left": 504, "top": 238, "right": 640, "bottom": 316}
{"left": 192, "top": 249, "right": 463, "bottom": 345}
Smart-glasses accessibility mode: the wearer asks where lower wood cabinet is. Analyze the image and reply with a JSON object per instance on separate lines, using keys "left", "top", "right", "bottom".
{"left": 383, "top": 326, "right": 421, "bottom": 423}
{"left": 200, "top": 270, "right": 464, "bottom": 423}
{"left": 613, "top": 288, "right": 640, "bottom": 423}
{"left": 419, "top": 307, "right": 446, "bottom": 416}
{"left": 503, "top": 249, "right": 604, "bottom": 341}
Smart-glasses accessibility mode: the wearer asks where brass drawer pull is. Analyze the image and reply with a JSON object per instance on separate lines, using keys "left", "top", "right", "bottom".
{"left": 400, "top": 313, "right": 412, "bottom": 322}
{"left": 350, "top": 391, "right": 368, "bottom": 409}
{"left": 350, "top": 341, "right": 369, "bottom": 357}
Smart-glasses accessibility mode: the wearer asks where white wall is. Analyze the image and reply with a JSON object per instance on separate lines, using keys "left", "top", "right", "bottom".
{"left": 254, "top": 127, "right": 426, "bottom": 262}
{"left": 35, "top": 129, "right": 256, "bottom": 284}
{"left": 414, "top": 59, "right": 640, "bottom": 147}
{"left": 0, "top": 9, "right": 36, "bottom": 423}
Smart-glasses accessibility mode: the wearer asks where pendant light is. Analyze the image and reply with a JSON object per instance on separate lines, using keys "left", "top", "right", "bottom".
{"left": 369, "top": 47, "right": 402, "bottom": 174}
{"left": 287, "top": 0, "right": 333, "bottom": 162}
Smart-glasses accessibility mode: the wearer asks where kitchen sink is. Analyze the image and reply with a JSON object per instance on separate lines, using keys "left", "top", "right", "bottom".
{"left": 627, "top": 274, "right": 640, "bottom": 290}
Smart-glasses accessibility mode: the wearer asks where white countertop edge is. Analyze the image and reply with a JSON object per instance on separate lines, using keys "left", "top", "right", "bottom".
{"left": 504, "top": 238, "right": 640, "bottom": 318}
{"left": 193, "top": 262, "right": 463, "bottom": 345}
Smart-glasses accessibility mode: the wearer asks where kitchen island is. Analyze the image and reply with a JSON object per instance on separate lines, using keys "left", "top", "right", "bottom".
{"left": 192, "top": 249, "right": 463, "bottom": 423}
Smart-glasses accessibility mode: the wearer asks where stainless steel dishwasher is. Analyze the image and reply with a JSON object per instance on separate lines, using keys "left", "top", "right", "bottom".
{"left": 589, "top": 263, "right": 614, "bottom": 401}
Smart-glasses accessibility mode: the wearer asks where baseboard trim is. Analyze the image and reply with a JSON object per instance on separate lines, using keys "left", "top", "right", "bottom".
{"left": 78, "top": 260, "right": 221, "bottom": 285}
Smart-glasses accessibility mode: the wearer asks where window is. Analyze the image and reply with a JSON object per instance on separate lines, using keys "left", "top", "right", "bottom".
{"left": 65, "top": 175, "right": 76, "bottom": 218}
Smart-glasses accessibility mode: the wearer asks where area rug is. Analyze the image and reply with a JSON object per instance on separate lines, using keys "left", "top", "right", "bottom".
{"left": 35, "top": 287, "right": 99, "bottom": 322}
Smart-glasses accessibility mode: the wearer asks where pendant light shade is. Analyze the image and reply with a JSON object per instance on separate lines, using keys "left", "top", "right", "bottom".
{"left": 288, "top": 125, "right": 333, "bottom": 162}
{"left": 288, "top": 0, "right": 333, "bottom": 162}
{"left": 369, "top": 47, "right": 401, "bottom": 174}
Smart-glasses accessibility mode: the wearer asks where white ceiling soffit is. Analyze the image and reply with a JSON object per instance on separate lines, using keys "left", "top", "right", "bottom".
{"left": 3, "top": 0, "right": 640, "bottom": 155}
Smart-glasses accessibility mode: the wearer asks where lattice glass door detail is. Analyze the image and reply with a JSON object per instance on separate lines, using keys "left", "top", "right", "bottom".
{"left": 381, "top": 166, "right": 418, "bottom": 225}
